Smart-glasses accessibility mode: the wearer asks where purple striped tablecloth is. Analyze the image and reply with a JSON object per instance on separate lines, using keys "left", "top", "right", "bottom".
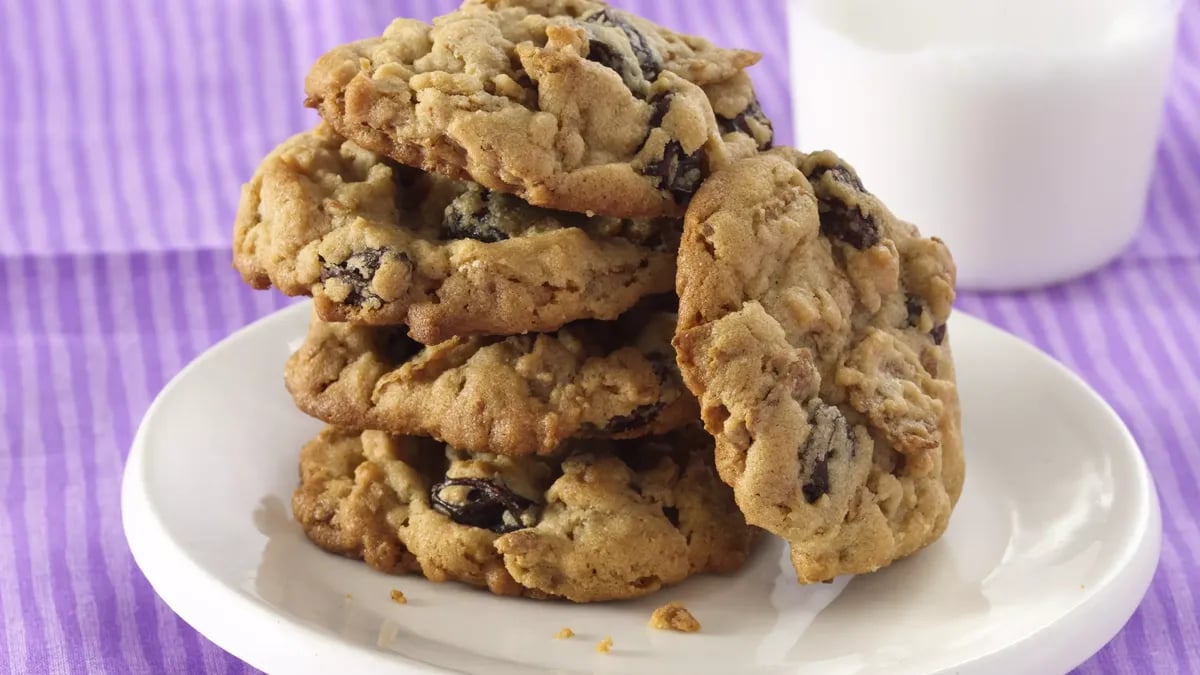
{"left": 1, "top": 1, "right": 1197, "bottom": 672}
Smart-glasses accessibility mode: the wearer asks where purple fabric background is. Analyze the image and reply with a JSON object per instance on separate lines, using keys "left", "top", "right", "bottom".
{"left": 1, "top": 1, "right": 1197, "bottom": 672}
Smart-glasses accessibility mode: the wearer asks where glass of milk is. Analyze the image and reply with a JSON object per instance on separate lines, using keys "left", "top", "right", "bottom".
{"left": 787, "top": 0, "right": 1181, "bottom": 290}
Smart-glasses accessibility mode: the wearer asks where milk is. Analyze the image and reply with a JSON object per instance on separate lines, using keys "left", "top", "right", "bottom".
{"left": 787, "top": 0, "right": 1180, "bottom": 290}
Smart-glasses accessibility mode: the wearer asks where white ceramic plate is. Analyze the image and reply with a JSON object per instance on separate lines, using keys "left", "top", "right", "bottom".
{"left": 123, "top": 302, "right": 1161, "bottom": 675}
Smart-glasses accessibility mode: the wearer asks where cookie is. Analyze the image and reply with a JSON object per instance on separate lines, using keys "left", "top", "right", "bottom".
{"left": 304, "top": 0, "right": 773, "bottom": 219}
{"left": 234, "top": 125, "right": 678, "bottom": 343}
{"left": 292, "top": 425, "right": 754, "bottom": 602}
{"left": 285, "top": 304, "right": 697, "bottom": 456}
{"left": 673, "top": 148, "right": 964, "bottom": 583}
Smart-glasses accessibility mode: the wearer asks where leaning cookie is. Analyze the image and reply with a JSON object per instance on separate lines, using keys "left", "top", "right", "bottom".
{"left": 293, "top": 426, "right": 754, "bottom": 602}
{"left": 673, "top": 148, "right": 964, "bottom": 583}
{"left": 304, "top": 0, "right": 772, "bottom": 219}
{"left": 285, "top": 305, "right": 697, "bottom": 456}
{"left": 234, "top": 125, "right": 678, "bottom": 343}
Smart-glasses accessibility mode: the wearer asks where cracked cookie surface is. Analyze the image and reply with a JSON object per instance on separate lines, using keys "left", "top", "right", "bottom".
{"left": 234, "top": 125, "right": 677, "bottom": 343}
{"left": 304, "top": 0, "right": 772, "bottom": 218}
{"left": 293, "top": 426, "right": 754, "bottom": 602}
{"left": 673, "top": 148, "right": 964, "bottom": 583}
{"left": 286, "top": 305, "right": 697, "bottom": 456}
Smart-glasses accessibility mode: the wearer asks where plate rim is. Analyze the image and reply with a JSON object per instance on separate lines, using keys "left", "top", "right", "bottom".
{"left": 121, "top": 304, "right": 1162, "bottom": 675}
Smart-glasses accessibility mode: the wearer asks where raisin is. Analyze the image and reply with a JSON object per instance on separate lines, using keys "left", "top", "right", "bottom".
{"left": 583, "top": 8, "right": 662, "bottom": 83}
{"left": 429, "top": 478, "right": 535, "bottom": 534}
{"left": 441, "top": 189, "right": 510, "bottom": 243}
{"left": 809, "top": 164, "right": 866, "bottom": 193}
{"left": 643, "top": 140, "right": 705, "bottom": 205}
{"left": 906, "top": 295, "right": 946, "bottom": 344}
{"left": 443, "top": 212, "right": 508, "bottom": 243}
{"left": 717, "top": 98, "right": 774, "bottom": 150}
{"left": 585, "top": 40, "right": 625, "bottom": 75}
{"left": 596, "top": 402, "right": 665, "bottom": 434}
{"left": 320, "top": 248, "right": 391, "bottom": 306}
{"left": 584, "top": 36, "right": 645, "bottom": 93}
{"left": 810, "top": 158, "right": 878, "bottom": 248}
{"left": 798, "top": 402, "right": 855, "bottom": 503}
{"left": 818, "top": 202, "right": 880, "bottom": 250}
{"left": 905, "top": 296, "right": 923, "bottom": 327}
{"left": 829, "top": 166, "right": 864, "bottom": 191}
{"left": 801, "top": 457, "right": 829, "bottom": 504}
{"left": 639, "top": 94, "right": 706, "bottom": 204}
{"left": 647, "top": 92, "right": 673, "bottom": 129}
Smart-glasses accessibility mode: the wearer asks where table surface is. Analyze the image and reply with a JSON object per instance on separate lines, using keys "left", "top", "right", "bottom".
{"left": 2, "top": 1, "right": 1198, "bottom": 673}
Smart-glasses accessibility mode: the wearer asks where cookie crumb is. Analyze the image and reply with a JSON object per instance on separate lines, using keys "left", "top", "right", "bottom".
{"left": 389, "top": 589, "right": 407, "bottom": 604}
{"left": 595, "top": 636, "right": 613, "bottom": 654}
{"left": 649, "top": 601, "right": 701, "bottom": 632}
{"left": 555, "top": 627, "right": 575, "bottom": 640}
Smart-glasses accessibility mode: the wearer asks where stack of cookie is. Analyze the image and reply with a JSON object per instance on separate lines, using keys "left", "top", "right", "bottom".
{"left": 233, "top": 0, "right": 964, "bottom": 603}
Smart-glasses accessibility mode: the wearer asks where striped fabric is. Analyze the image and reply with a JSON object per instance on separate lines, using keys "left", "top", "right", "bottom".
{"left": 0, "top": 0, "right": 1196, "bottom": 672}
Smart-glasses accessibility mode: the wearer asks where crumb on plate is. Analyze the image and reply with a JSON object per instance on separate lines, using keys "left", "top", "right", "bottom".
{"left": 555, "top": 627, "right": 575, "bottom": 640}
{"left": 390, "top": 589, "right": 407, "bottom": 604}
{"left": 649, "top": 601, "right": 701, "bottom": 633}
{"left": 595, "top": 636, "right": 613, "bottom": 654}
